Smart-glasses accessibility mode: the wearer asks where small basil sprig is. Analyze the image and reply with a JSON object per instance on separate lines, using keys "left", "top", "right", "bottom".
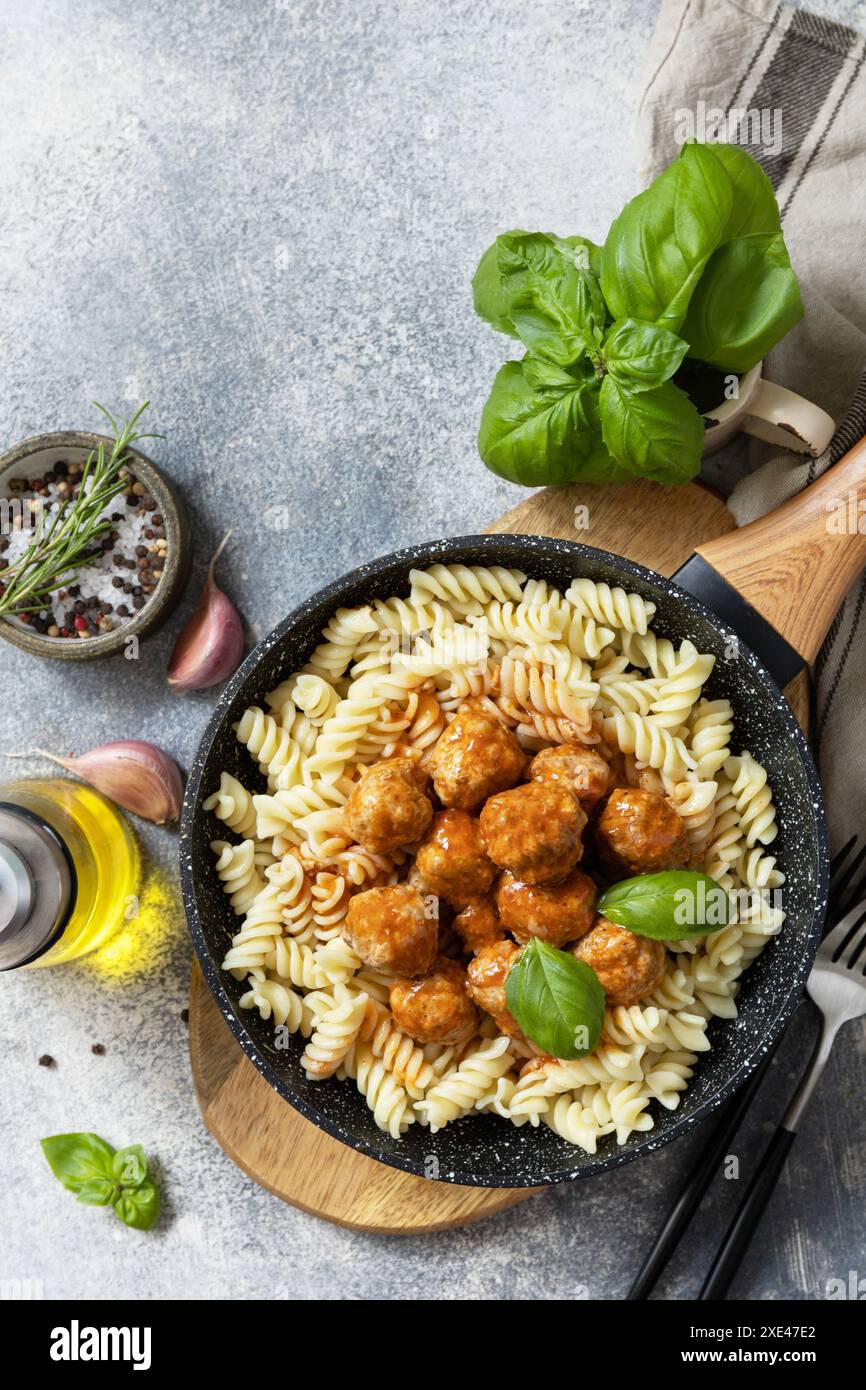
{"left": 505, "top": 938, "right": 605, "bottom": 1059}
{"left": 598, "top": 870, "right": 730, "bottom": 940}
{"left": 40, "top": 1133, "right": 161, "bottom": 1231}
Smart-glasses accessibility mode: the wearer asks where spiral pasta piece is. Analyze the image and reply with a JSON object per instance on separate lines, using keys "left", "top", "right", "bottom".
{"left": 409, "top": 563, "right": 526, "bottom": 614}
{"left": 304, "top": 688, "right": 390, "bottom": 784}
{"left": 291, "top": 672, "right": 340, "bottom": 725}
{"left": 475, "top": 1075, "right": 527, "bottom": 1123}
{"left": 203, "top": 771, "right": 258, "bottom": 839}
{"left": 311, "top": 870, "right": 351, "bottom": 941}
{"left": 649, "top": 640, "right": 715, "bottom": 730}
{"left": 688, "top": 698, "right": 734, "bottom": 779}
{"left": 566, "top": 578, "right": 656, "bottom": 635}
{"left": 360, "top": 1007, "right": 437, "bottom": 1099}
{"left": 726, "top": 751, "right": 778, "bottom": 847}
{"left": 235, "top": 706, "right": 306, "bottom": 790}
{"left": 642, "top": 1050, "right": 696, "bottom": 1109}
{"left": 601, "top": 712, "right": 694, "bottom": 782}
{"left": 542, "top": 1092, "right": 615, "bottom": 1153}
{"left": 301, "top": 984, "right": 369, "bottom": 1079}
{"left": 239, "top": 974, "right": 307, "bottom": 1032}
{"left": 605, "top": 1079, "right": 655, "bottom": 1143}
{"left": 619, "top": 628, "right": 680, "bottom": 678}
{"left": 479, "top": 599, "right": 566, "bottom": 649}
{"left": 595, "top": 672, "right": 661, "bottom": 717}
{"left": 265, "top": 854, "right": 316, "bottom": 939}
{"left": 737, "top": 847, "right": 785, "bottom": 890}
{"left": 253, "top": 778, "right": 349, "bottom": 841}
{"left": 304, "top": 605, "right": 378, "bottom": 681}
{"left": 415, "top": 1036, "right": 512, "bottom": 1132}
{"left": 314, "top": 935, "right": 362, "bottom": 984}
{"left": 350, "top": 1041, "right": 416, "bottom": 1137}
{"left": 221, "top": 882, "right": 285, "bottom": 977}
{"left": 211, "top": 839, "right": 264, "bottom": 915}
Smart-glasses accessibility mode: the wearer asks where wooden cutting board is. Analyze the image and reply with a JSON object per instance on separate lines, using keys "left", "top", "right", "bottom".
{"left": 188, "top": 476, "right": 808, "bottom": 1232}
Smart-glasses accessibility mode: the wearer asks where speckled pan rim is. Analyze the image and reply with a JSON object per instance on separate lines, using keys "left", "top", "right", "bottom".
{"left": 180, "top": 534, "right": 828, "bottom": 1188}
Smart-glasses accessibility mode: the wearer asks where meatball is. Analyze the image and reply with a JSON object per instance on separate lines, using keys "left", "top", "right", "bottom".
{"left": 465, "top": 938, "right": 525, "bottom": 1039}
{"left": 496, "top": 868, "right": 596, "bottom": 947}
{"left": 595, "top": 788, "right": 688, "bottom": 876}
{"left": 572, "top": 915, "right": 666, "bottom": 1005}
{"left": 429, "top": 700, "right": 525, "bottom": 810}
{"left": 530, "top": 743, "right": 612, "bottom": 812}
{"left": 479, "top": 781, "right": 587, "bottom": 884}
{"left": 390, "top": 956, "right": 479, "bottom": 1045}
{"left": 452, "top": 897, "right": 505, "bottom": 954}
{"left": 414, "top": 809, "right": 495, "bottom": 909}
{"left": 343, "top": 883, "right": 437, "bottom": 976}
{"left": 342, "top": 757, "right": 432, "bottom": 854}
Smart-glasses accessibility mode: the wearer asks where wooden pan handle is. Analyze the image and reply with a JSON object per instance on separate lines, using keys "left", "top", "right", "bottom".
{"left": 694, "top": 435, "right": 866, "bottom": 664}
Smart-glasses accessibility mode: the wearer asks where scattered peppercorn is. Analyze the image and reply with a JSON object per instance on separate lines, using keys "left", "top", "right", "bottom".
{"left": 38, "top": 1054, "right": 55, "bottom": 1068}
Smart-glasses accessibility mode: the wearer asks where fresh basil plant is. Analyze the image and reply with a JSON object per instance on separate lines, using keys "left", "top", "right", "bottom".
{"left": 474, "top": 142, "right": 802, "bottom": 486}
{"left": 598, "top": 870, "right": 731, "bottom": 940}
{"left": 505, "top": 937, "right": 605, "bottom": 1058}
{"left": 40, "top": 1132, "right": 161, "bottom": 1232}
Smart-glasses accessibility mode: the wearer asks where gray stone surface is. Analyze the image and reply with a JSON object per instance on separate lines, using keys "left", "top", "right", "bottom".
{"left": 1, "top": 0, "right": 865, "bottom": 1301}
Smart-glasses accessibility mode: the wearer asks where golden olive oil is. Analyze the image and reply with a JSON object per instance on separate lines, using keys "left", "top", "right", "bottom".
{"left": 0, "top": 778, "right": 139, "bottom": 968}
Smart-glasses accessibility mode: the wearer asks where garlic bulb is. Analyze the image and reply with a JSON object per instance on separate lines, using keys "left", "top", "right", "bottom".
{"left": 26, "top": 741, "right": 185, "bottom": 824}
{"left": 167, "top": 531, "right": 244, "bottom": 692}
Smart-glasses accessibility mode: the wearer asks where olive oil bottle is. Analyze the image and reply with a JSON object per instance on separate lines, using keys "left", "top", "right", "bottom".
{"left": 0, "top": 778, "right": 139, "bottom": 969}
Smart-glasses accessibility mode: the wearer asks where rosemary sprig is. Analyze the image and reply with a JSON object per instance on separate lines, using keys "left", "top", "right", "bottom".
{"left": 0, "top": 402, "right": 161, "bottom": 618}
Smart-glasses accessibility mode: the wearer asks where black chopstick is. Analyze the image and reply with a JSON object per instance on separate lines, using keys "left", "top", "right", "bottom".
{"left": 626, "top": 1039, "right": 780, "bottom": 1299}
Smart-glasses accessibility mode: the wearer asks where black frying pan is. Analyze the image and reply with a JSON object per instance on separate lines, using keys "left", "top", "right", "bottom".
{"left": 180, "top": 441, "right": 866, "bottom": 1187}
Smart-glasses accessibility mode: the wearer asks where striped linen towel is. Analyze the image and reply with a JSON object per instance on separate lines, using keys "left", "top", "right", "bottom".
{"left": 637, "top": 0, "right": 866, "bottom": 852}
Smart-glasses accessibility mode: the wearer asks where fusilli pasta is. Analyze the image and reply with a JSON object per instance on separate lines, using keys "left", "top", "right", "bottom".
{"left": 205, "top": 564, "right": 784, "bottom": 1155}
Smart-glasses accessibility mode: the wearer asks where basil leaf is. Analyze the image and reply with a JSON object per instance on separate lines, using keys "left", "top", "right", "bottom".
{"left": 112, "top": 1144, "right": 148, "bottom": 1188}
{"left": 40, "top": 1133, "right": 117, "bottom": 1193}
{"left": 601, "top": 143, "right": 732, "bottom": 332}
{"left": 599, "top": 376, "right": 704, "bottom": 484}
{"left": 509, "top": 270, "right": 605, "bottom": 366}
{"left": 496, "top": 230, "right": 601, "bottom": 284}
{"left": 680, "top": 231, "right": 803, "bottom": 374}
{"left": 599, "top": 871, "right": 731, "bottom": 939}
{"left": 523, "top": 358, "right": 584, "bottom": 389}
{"left": 113, "top": 1180, "right": 161, "bottom": 1232}
{"left": 478, "top": 359, "right": 630, "bottom": 486}
{"left": 505, "top": 939, "right": 605, "bottom": 1059}
{"left": 496, "top": 233, "right": 607, "bottom": 366}
{"left": 473, "top": 232, "right": 605, "bottom": 352}
{"left": 472, "top": 241, "right": 520, "bottom": 337}
{"left": 708, "top": 142, "right": 780, "bottom": 240}
{"left": 602, "top": 317, "right": 689, "bottom": 392}
{"left": 76, "top": 1176, "right": 119, "bottom": 1207}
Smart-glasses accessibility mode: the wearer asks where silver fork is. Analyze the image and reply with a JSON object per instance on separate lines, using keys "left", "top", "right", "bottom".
{"left": 700, "top": 901, "right": 866, "bottom": 1300}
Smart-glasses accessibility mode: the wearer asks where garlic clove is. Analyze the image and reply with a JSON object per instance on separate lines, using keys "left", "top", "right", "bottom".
{"left": 167, "top": 531, "right": 245, "bottom": 693}
{"left": 25, "top": 741, "right": 185, "bottom": 824}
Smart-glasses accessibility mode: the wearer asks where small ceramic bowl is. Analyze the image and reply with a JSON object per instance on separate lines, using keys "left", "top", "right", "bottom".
{"left": 0, "top": 431, "right": 191, "bottom": 660}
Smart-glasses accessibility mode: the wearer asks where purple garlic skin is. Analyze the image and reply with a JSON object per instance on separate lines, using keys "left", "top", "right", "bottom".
{"left": 167, "top": 532, "right": 244, "bottom": 692}
{"left": 43, "top": 741, "right": 185, "bottom": 824}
